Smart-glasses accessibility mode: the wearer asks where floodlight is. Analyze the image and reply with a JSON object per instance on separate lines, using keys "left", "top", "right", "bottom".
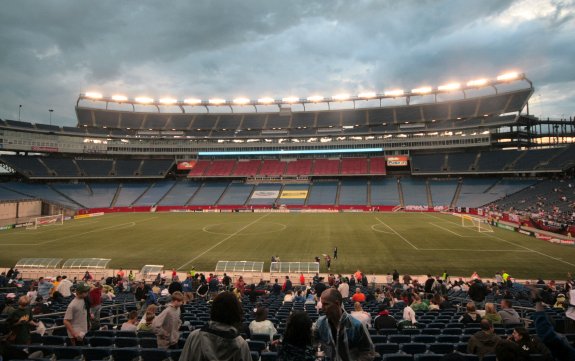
{"left": 209, "top": 98, "right": 226, "bottom": 105}
{"left": 496, "top": 72, "right": 519, "bottom": 81}
{"left": 159, "top": 98, "right": 177, "bottom": 104}
{"left": 332, "top": 94, "right": 350, "bottom": 101}
{"left": 233, "top": 97, "right": 250, "bottom": 105}
{"left": 437, "top": 83, "right": 460, "bottom": 91}
{"left": 135, "top": 97, "right": 154, "bottom": 104}
{"left": 307, "top": 95, "right": 324, "bottom": 102}
{"left": 358, "top": 92, "right": 376, "bottom": 99}
{"left": 384, "top": 89, "right": 404, "bottom": 97}
{"left": 184, "top": 98, "right": 202, "bottom": 105}
{"left": 257, "top": 97, "right": 275, "bottom": 104}
{"left": 467, "top": 78, "right": 488, "bottom": 87}
{"left": 85, "top": 92, "right": 103, "bottom": 99}
{"left": 282, "top": 97, "right": 300, "bottom": 103}
{"left": 111, "top": 95, "right": 128, "bottom": 102}
{"left": 411, "top": 87, "right": 432, "bottom": 94}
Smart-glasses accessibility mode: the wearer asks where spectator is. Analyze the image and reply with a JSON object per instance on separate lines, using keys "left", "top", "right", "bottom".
{"left": 350, "top": 302, "right": 371, "bottom": 328}
{"left": 294, "top": 290, "right": 305, "bottom": 303}
{"left": 410, "top": 293, "right": 428, "bottom": 311}
{"left": 63, "top": 282, "right": 91, "bottom": 345}
{"left": 351, "top": 287, "right": 366, "bottom": 303}
{"left": 89, "top": 282, "right": 103, "bottom": 323}
{"left": 277, "top": 311, "right": 315, "bottom": 361}
{"left": 282, "top": 275, "right": 293, "bottom": 292}
{"left": 283, "top": 290, "right": 295, "bottom": 303}
{"left": 424, "top": 274, "right": 435, "bottom": 294}
{"left": 4, "top": 296, "right": 42, "bottom": 360}
{"left": 459, "top": 302, "right": 481, "bottom": 324}
{"left": 152, "top": 291, "right": 183, "bottom": 349}
{"left": 121, "top": 310, "right": 139, "bottom": 331}
{"left": 235, "top": 276, "right": 246, "bottom": 295}
{"left": 299, "top": 273, "right": 305, "bottom": 285}
{"left": 468, "top": 279, "right": 488, "bottom": 306}
{"left": 467, "top": 319, "right": 501, "bottom": 359}
{"left": 373, "top": 304, "right": 397, "bottom": 331}
{"left": 179, "top": 292, "right": 251, "bottom": 361}
{"left": 494, "top": 339, "right": 523, "bottom": 361}
{"left": 138, "top": 304, "right": 157, "bottom": 332}
{"left": 531, "top": 301, "right": 575, "bottom": 361}
{"left": 482, "top": 302, "right": 502, "bottom": 324}
{"left": 338, "top": 278, "right": 350, "bottom": 299}
{"left": 249, "top": 307, "right": 277, "bottom": 341}
{"left": 508, "top": 326, "right": 552, "bottom": 360}
{"left": 398, "top": 305, "right": 418, "bottom": 331}
{"left": 498, "top": 299, "right": 521, "bottom": 325}
{"left": 37, "top": 277, "right": 53, "bottom": 300}
{"left": 56, "top": 275, "right": 73, "bottom": 298}
{"left": 314, "top": 288, "right": 375, "bottom": 361}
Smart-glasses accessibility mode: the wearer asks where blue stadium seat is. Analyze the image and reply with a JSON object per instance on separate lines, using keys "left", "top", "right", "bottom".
{"left": 89, "top": 336, "right": 114, "bottom": 347}
{"left": 250, "top": 351, "right": 260, "bottom": 361}
{"left": 111, "top": 348, "right": 140, "bottom": 361}
{"left": 388, "top": 335, "right": 411, "bottom": 344}
{"left": 428, "top": 343, "right": 454, "bottom": 354}
{"left": 381, "top": 354, "right": 414, "bottom": 361}
{"left": 421, "top": 328, "right": 441, "bottom": 335}
{"left": 82, "top": 347, "right": 111, "bottom": 361}
{"left": 52, "top": 346, "right": 83, "bottom": 360}
{"left": 139, "top": 337, "right": 158, "bottom": 348}
{"left": 247, "top": 340, "right": 267, "bottom": 353}
{"left": 260, "top": 351, "right": 278, "bottom": 361}
{"left": 115, "top": 337, "right": 139, "bottom": 348}
{"left": 374, "top": 342, "right": 399, "bottom": 354}
{"left": 140, "top": 349, "right": 170, "bottom": 361}
{"left": 412, "top": 335, "right": 436, "bottom": 343}
{"left": 370, "top": 335, "right": 387, "bottom": 344}
{"left": 400, "top": 343, "right": 428, "bottom": 355}
{"left": 414, "top": 355, "right": 443, "bottom": 361}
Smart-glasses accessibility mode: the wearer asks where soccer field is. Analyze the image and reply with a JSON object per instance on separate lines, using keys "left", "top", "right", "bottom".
{"left": 0, "top": 212, "right": 573, "bottom": 279}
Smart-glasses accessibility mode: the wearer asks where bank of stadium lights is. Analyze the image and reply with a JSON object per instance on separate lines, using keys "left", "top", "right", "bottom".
{"left": 79, "top": 71, "right": 528, "bottom": 108}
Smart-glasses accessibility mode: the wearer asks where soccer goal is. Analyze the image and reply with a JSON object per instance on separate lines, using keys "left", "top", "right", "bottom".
{"left": 461, "top": 214, "right": 494, "bottom": 233}
{"left": 26, "top": 214, "right": 64, "bottom": 230}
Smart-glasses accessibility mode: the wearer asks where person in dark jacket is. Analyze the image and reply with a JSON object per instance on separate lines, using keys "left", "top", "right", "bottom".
{"left": 468, "top": 279, "right": 488, "bottom": 306}
{"left": 467, "top": 319, "right": 501, "bottom": 359}
{"left": 531, "top": 301, "right": 575, "bottom": 361}
{"left": 373, "top": 304, "right": 397, "bottom": 331}
{"left": 459, "top": 302, "right": 482, "bottom": 324}
{"left": 277, "top": 311, "right": 315, "bottom": 361}
{"left": 508, "top": 327, "right": 553, "bottom": 360}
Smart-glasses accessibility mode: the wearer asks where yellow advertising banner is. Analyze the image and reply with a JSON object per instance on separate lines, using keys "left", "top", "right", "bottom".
{"left": 280, "top": 190, "right": 308, "bottom": 199}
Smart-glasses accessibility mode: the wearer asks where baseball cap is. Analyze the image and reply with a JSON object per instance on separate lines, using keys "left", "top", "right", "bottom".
{"left": 75, "top": 282, "right": 91, "bottom": 293}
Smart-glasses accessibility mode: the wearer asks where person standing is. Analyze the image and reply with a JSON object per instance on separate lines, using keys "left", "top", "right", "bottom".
{"left": 314, "top": 288, "right": 375, "bottom": 361}
{"left": 152, "top": 291, "right": 183, "bottom": 349}
{"left": 333, "top": 246, "right": 338, "bottom": 260}
{"left": 63, "top": 282, "right": 91, "bottom": 346}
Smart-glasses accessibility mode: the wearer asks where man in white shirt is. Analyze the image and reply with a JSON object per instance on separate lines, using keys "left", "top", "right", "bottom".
{"left": 56, "top": 276, "right": 74, "bottom": 298}
{"left": 338, "top": 279, "right": 350, "bottom": 299}
{"left": 350, "top": 302, "right": 371, "bottom": 328}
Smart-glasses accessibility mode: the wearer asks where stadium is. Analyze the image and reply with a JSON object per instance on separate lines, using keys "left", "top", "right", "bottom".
{"left": 2, "top": 71, "right": 575, "bottom": 359}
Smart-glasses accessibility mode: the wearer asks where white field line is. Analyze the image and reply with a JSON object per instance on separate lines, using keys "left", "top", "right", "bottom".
{"left": 428, "top": 222, "right": 485, "bottom": 238}
{"left": 419, "top": 248, "right": 532, "bottom": 252}
{"left": 0, "top": 216, "right": 158, "bottom": 246}
{"left": 5, "top": 220, "right": 101, "bottom": 236}
{"left": 374, "top": 217, "right": 419, "bottom": 250}
{"left": 178, "top": 213, "right": 271, "bottom": 270}
{"left": 425, "top": 213, "right": 575, "bottom": 267}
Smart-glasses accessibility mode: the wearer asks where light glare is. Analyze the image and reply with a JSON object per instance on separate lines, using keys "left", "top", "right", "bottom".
{"left": 135, "top": 97, "right": 154, "bottom": 103}
{"left": 384, "top": 89, "right": 404, "bottom": 97}
{"left": 497, "top": 72, "right": 519, "bottom": 81}
{"left": 209, "top": 98, "right": 226, "bottom": 105}
{"left": 184, "top": 98, "right": 202, "bottom": 105}
{"left": 467, "top": 79, "right": 488, "bottom": 87}
{"left": 111, "top": 95, "right": 128, "bottom": 102}
{"left": 282, "top": 97, "right": 300, "bottom": 103}
{"left": 438, "top": 83, "right": 461, "bottom": 91}
{"left": 257, "top": 97, "right": 275, "bottom": 104}
{"left": 358, "top": 92, "right": 376, "bottom": 98}
{"left": 85, "top": 92, "right": 103, "bottom": 99}
{"left": 233, "top": 98, "right": 250, "bottom": 105}
{"left": 411, "top": 87, "right": 432, "bottom": 94}
{"left": 159, "top": 98, "right": 177, "bottom": 104}
{"left": 307, "top": 95, "right": 324, "bottom": 102}
{"left": 332, "top": 94, "right": 350, "bottom": 101}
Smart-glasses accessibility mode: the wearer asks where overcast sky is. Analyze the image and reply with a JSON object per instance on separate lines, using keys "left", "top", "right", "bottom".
{"left": 0, "top": 0, "right": 574, "bottom": 126}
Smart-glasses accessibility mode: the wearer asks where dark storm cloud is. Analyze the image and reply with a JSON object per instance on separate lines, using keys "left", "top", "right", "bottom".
{"left": 0, "top": 0, "right": 573, "bottom": 126}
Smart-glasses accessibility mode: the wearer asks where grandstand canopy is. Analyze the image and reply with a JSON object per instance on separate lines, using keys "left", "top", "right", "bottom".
{"left": 270, "top": 261, "right": 320, "bottom": 274}
{"left": 61, "top": 258, "right": 111, "bottom": 269}
{"left": 215, "top": 261, "right": 264, "bottom": 273}
{"left": 140, "top": 265, "right": 164, "bottom": 277}
{"left": 15, "top": 258, "right": 62, "bottom": 269}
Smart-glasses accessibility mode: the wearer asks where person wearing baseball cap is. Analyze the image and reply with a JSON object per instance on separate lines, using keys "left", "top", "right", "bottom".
{"left": 63, "top": 282, "right": 91, "bottom": 345}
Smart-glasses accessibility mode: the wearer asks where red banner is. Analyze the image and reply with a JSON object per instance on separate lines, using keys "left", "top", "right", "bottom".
{"left": 177, "top": 160, "right": 197, "bottom": 170}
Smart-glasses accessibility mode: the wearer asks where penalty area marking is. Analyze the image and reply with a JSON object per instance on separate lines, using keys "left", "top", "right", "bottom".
{"left": 428, "top": 222, "right": 489, "bottom": 238}
{"left": 374, "top": 217, "right": 419, "bottom": 250}
{"left": 370, "top": 224, "right": 395, "bottom": 235}
{"left": 202, "top": 221, "right": 287, "bottom": 236}
{"left": 178, "top": 213, "right": 271, "bottom": 270}
{"left": 425, "top": 213, "right": 575, "bottom": 268}
{"left": 0, "top": 216, "right": 158, "bottom": 246}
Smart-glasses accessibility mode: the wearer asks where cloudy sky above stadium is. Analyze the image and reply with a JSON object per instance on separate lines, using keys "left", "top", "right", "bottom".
{"left": 0, "top": 0, "right": 574, "bottom": 126}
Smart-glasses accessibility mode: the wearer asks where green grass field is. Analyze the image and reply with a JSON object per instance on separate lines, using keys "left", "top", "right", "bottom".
{"left": 1, "top": 212, "right": 574, "bottom": 279}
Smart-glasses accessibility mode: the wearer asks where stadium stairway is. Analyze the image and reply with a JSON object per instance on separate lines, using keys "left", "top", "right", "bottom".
{"left": 449, "top": 180, "right": 463, "bottom": 209}
{"left": 398, "top": 179, "right": 405, "bottom": 208}
{"left": 425, "top": 180, "right": 432, "bottom": 208}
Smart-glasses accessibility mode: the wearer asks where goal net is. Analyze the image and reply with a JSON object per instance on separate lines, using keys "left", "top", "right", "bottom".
{"left": 461, "top": 215, "right": 494, "bottom": 233}
{"left": 26, "top": 214, "right": 64, "bottom": 230}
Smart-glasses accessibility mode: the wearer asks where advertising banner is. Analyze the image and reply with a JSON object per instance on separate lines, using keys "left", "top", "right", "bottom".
{"left": 251, "top": 191, "right": 280, "bottom": 199}
{"left": 280, "top": 190, "right": 308, "bottom": 199}
{"left": 386, "top": 156, "right": 409, "bottom": 166}
{"left": 177, "top": 161, "right": 197, "bottom": 170}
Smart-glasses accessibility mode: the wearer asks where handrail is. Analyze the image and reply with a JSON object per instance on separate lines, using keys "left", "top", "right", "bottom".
{"left": 34, "top": 300, "right": 139, "bottom": 318}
